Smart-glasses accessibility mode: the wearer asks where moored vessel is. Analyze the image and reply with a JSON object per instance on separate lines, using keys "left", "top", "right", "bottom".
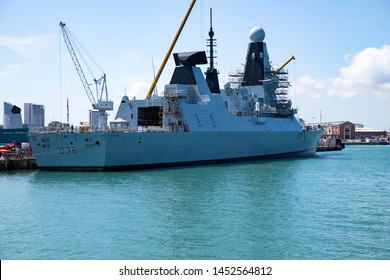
{"left": 28, "top": 3, "right": 324, "bottom": 171}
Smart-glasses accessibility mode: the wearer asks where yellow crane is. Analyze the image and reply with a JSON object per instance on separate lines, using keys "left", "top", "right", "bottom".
{"left": 144, "top": 0, "right": 197, "bottom": 100}
{"left": 272, "top": 55, "right": 295, "bottom": 75}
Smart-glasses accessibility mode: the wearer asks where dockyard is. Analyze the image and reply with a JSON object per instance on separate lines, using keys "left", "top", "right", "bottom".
{"left": 0, "top": 156, "right": 36, "bottom": 171}
{"left": 0, "top": 141, "right": 36, "bottom": 171}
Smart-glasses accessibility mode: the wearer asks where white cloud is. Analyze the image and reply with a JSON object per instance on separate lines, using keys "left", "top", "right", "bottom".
{"left": 329, "top": 45, "right": 390, "bottom": 99}
{"left": 295, "top": 74, "right": 329, "bottom": 99}
{"left": 128, "top": 82, "right": 150, "bottom": 99}
{"left": 295, "top": 45, "right": 390, "bottom": 100}
{"left": 0, "top": 35, "right": 56, "bottom": 80}
{"left": 0, "top": 35, "right": 55, "bottom": 58}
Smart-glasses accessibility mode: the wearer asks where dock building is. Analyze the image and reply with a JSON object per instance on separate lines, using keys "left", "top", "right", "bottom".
{"left": 24, "top": 103, "right": 45, "bottom": 128}
{"left": 321, "top": 121, "right": 388, "bottom": 142}
{"left": 3, "top": 102, "right": 23, "bottom": 129}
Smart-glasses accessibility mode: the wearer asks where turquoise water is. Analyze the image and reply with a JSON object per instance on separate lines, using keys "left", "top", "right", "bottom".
{"left": 1, "top": 145, "right": 389, "bottom": 259}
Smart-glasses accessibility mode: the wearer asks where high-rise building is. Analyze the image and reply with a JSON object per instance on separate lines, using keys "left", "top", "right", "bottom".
{"left": 3, "top": 102, "right": 23, "bottom": 129}
{"left": 24, "top": 103, "right": 45, "bottom": 128}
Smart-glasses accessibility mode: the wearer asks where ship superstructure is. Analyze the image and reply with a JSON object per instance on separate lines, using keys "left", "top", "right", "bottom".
{"left": 28, "top": 6, "right": 323, "bottom": 170}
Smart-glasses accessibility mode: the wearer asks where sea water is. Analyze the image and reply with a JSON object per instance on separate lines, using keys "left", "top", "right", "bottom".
{"left": 1, "top": 145, "right": 389, "bottom": 260}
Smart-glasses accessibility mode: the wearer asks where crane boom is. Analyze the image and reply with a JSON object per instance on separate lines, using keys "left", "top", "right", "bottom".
{"left": 59, "top": 22, "right": 113, "bottom": 129}
{"left": 272, "top": 55, "right": 295, "bottom": 75}
{"left": 59, "top": 22, "right": 97, "bottom": 107}
{"left": 144, "top": 0, "right": 197, "bottom": 100}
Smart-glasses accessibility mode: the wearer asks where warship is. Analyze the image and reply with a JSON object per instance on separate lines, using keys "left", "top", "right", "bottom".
{"left": 28, "top": 2, "right": 324, "bottom": 170}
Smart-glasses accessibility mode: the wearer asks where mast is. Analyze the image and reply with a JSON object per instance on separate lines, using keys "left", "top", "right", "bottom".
{"left": 208, "top": 8, "right": 215, "bottom": 70}
{"left": 205, "top": 8, "right": 220, "bottom": 93}
{"left": 144, "top": 0, "right": 197, "bottom": 100}
{"left": 66, "top": 98, "right": 69, "bottom": 124}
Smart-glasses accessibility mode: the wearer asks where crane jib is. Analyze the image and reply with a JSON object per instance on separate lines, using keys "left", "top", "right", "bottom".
{"left": 59, "top": 22, "right": 113, "bottom": 112}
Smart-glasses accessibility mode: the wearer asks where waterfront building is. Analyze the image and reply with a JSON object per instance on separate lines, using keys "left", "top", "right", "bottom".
{"left": 3, "top": 102, "right": 23, "bottom": 129}
{"left": 24, "top": 103, "right": 45, "bottom": 128}
{"left": 322, "top": 121, "right": 388, "bottom": 141}
{"left": 89, "top": 110, "right": 108, "bottom": 129}
{"left": 322, "top": 121, "right": 356, "bottom": 140}
{"left": 355, "top": 127, "right": 388, "bottom": 139}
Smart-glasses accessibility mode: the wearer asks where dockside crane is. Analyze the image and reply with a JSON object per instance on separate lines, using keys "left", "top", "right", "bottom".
{"left": 59, "top": 22, "right": 113, "bottom": 129}
{"left": 144, "top": 0, "right": 196, "bottom": 100}
{"left": 272, "top": 55, "right": 295, "bottom": 75}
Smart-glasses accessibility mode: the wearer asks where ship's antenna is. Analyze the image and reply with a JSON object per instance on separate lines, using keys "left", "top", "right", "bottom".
{"left": 205, "top": 8, "right": 220, "bottom": 93}
{"left": 66, "top": 98, "right": 69, "bottom": 124}
{"left": 151, "top": 57, "right": 158, "bottom": 97}
{"left": 207, "top": 8, "right": 216, "bottom": 70}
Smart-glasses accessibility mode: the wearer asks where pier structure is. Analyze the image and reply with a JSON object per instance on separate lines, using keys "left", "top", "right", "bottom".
{"left": 0, "top": 154, "right": 36, "bottom": 171}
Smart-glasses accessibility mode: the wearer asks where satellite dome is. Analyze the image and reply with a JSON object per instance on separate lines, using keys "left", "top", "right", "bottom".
{"left": 249, "top": 27, "right": 265, "bottom": 43}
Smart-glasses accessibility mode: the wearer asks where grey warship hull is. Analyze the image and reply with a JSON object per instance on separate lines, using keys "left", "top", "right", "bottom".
{"left": 29, "top": 20, "right": 324, "bottom": 171}
{"left": 29, "top": 128, "right": 321, "bottom": 171}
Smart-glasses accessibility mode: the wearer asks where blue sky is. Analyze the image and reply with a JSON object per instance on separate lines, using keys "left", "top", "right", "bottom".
{"left": 1, "top": 0, "right": 390, "bottom": 129}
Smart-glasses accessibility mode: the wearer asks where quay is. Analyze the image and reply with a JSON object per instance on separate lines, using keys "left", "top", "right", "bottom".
{"left": 344, "top": 140, "right": 388, "bottom": 145}
{"left": 0, "top": 156, "right": 37, "bottom": 171}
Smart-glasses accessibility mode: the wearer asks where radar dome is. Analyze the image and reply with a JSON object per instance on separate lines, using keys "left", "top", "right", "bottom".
{"left": 249, "top": 27, "right": 265, "bottom": 43}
